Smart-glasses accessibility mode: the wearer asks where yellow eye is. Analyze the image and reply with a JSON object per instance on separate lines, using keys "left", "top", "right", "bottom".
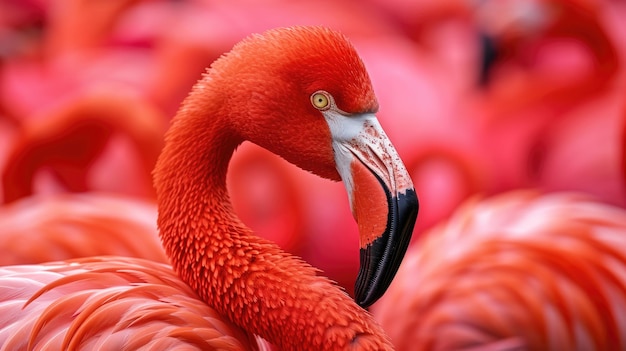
{"left": 311, "top": 91, "right": 330, "bottom": 110}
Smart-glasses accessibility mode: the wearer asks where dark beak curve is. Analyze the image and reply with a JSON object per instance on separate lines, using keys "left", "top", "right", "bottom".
{"left": 477, "top": 31, "right": 500, "bottom": 88}
{"left": 354, "top": 182, "right": 419, "bottom": 308}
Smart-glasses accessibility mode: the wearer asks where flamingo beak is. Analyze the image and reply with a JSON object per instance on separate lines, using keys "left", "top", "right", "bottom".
{"left": 477, "top": 31, "right": 500, "bottom": 87}
{"left": 325, "top": 112, "right": 419, "bottom": 308}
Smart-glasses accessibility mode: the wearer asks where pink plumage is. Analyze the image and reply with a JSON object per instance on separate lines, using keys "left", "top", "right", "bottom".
{"left": 0, "top": 193, "right": 166, "bottom": 265}
{"left": 0, "top": 256, "right": 262, "bottom": 350}
{"left": 373, "top": 191, "right": 626, "bottom": 350}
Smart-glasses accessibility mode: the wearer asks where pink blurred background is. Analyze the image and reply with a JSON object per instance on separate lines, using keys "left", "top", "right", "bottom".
{"left": 1, "top": 0, "right": 625, "bottom": 297}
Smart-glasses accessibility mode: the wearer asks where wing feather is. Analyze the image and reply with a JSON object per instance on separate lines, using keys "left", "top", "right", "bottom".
{"left": 0, "top": 257, "right": 261, "bottom": 351}
{"left": 373, "top": 191, "right": 626, "bottom": 350}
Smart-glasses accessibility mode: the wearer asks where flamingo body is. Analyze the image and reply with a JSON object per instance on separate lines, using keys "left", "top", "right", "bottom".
{"left": 373, "top": 191, "right": 626, "bottom": 350}
{"left": 0, "top": 257, "right": 259, "bottom": 350}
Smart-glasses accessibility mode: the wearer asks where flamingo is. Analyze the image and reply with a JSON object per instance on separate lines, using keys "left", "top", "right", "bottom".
{"left": 474, "top": 0, "right": 620, "bottom": 117}
{"left": 1, "top": 91, "right": 166, "bottom": 203}
{"left": 111, "top": 0, "right": 408, "bottom": 290}
{"left": 0, "top": 26, "right": 418, "bottom": 349}
{"left": 372, "top": 190, "right": 626, "bottom": 350}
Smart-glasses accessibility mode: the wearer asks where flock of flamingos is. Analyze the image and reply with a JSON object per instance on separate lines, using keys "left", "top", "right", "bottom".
{"left": 1, "top": 0, "right": 626, "bottom": 350}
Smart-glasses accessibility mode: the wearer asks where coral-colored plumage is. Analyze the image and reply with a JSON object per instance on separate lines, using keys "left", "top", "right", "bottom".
{"left": 0, "top": 193, "right": 167, "bottom": 265}
{"left": 0, "top": 26, "right": 416, "bottom": 350}
{"left": 373, "top": 191, "right": 626, "bottom": 350}
{"left": 0, "top": 257, "right": 259, "bottom": 350}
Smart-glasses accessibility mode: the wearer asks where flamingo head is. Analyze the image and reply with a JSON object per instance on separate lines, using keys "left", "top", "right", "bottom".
{"left": 474, "top": 0, "right": 554, "bottom": 85}
{"left": 208, "top": 26, "right": 419, "bottom": 307}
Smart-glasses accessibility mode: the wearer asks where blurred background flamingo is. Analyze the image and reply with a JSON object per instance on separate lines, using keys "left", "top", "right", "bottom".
{"left": 1, "top": 0, "right": 626, "bottom": 348}
{"left": 1, "top": 91, "right": 165, "bottom": 202}
{"left": 372, "top": 191, "right": 626, "bottom": 350}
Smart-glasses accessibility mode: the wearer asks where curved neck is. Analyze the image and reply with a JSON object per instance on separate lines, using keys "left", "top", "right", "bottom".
{"left": 153, "top": 81, "right": 392, "bottom": 350}
{"left": 155, "top": 90, "right": 244, "bottom": 251}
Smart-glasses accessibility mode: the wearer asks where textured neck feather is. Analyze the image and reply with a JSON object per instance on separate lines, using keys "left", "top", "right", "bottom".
{"left": 153, "top": 74, "right": 392, "bottom": 351}
{"left": 155, "top": 83, "right": 244, "bottom": 272}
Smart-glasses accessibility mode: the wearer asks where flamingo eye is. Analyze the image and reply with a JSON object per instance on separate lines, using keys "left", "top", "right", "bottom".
{"left": 311, "top": 91, "right": 331, "bottom": 110}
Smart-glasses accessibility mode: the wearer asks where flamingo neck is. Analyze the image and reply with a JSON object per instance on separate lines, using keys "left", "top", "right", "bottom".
{"left": 153, "top": 81, "right": 392, "bottom": 351}
{"left": 155, "top": 89, "right": 246, "bottom": 265}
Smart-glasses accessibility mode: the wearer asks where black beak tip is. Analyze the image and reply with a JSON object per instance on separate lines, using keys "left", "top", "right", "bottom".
{"left": 478, "top": 31, "right": 500, "bottom": 87}
{"left": 355, "top": 189, "right": 419, "bottom": 308}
